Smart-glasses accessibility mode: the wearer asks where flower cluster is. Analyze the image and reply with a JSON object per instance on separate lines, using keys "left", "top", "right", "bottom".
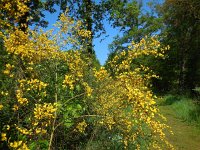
{"left": 16, "top": 89, "right": 28, "bottom": 105}
{"left": 77, "top": 29, "right": 92, "bottom": 39}
{"left": 75, "top": 120, "right": 88, "bottom": 133}
{"left": 19, "top": 79, "right": 48, "bottom": 92}
{"left": 55, "top": 9, "right": 91, "bottom": 50}
{"left": 4, "top": 29, "right": 62, "bottom": 62}
{"left": 3, "top": 63, "right": 14, "bottom": 77}
{"left": 62, "top": 51, "right": 93, "bottom": 97}
{"left": 34, "top": 103, "right": 57, "bottom": 121}
{"left": 1, "top": 133, "right": 7, "bottom": 141}
{"left": 31, "top": 102, "right": 58, "bottom": 138}
{"left": 9, "top": 141, "right": 29, "bottom": 150}
{"left": 94, "top": 67, "right": 110, "bottom": 81}
{"left": 16, "top": 126, "right": 32, "bottom": 135}
{"left": 108, "top": 36, "right": 169, "bottom": 75}
{"left": 82, "top": 82, "right": 93, "bottom": 97}
{"left": 0, "top": 0, "right": 30, "bottom": 28}
{"left": 63, "top": 75, "right": 75, "bottom": 90}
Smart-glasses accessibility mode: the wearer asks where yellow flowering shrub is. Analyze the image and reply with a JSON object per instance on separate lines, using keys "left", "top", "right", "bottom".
{"left": 0, "top": 2, "right": 173, "bottom": 149}
{"left": 0, "top": 4, "right": 93, "bottom": 149}
{"left": 90, "top": 38, "right": 173, "bottom": 149}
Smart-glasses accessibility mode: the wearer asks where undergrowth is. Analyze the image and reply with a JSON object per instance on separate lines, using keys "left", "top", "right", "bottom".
{"left": 160, "top": 94, "right": 200, "bottom": 127}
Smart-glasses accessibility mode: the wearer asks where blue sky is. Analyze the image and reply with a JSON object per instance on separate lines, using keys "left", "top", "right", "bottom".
{"left": 93, "top": 21, "right": 120, "bottom": 65}
{"left": 43, "top": 0, "right": 161, "bottom": 65}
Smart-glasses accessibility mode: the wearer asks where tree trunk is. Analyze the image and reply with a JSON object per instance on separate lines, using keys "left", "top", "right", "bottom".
{"left": 178, "top": 50, "right": 187, "bottom": 93}
{"left": 84, "top": 0, "right": 94, "bottom": 55}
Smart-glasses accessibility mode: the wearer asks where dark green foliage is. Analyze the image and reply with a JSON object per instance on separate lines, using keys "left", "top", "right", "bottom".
{"left": 159, "top": 95, "right": 182, "bottom": 106}
{"left": 106, "top": 0, "right": 200, "bottom": 96}
{"left": 108, "top": 0, "right": 162, "bottom": 53}
{"left": 155, "top": 0, "right": 200, "bottom": 94}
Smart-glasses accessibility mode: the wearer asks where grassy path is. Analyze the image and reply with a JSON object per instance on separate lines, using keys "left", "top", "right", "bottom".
{"left": 159, "top": 105, "right": 200, "bottom": 150}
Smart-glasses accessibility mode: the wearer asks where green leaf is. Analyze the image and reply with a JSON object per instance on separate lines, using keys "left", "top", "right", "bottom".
{"left": 29, "top": 142, "right": 37, "bottom": 150}
{"left": 76, "top": 84, "right": 81, "bottom": 92}
{"left": 76, "top": 104, "right": 82, "bottom": 110}
{"left": 69, "top": 91, "right": 74, "bottom": 97}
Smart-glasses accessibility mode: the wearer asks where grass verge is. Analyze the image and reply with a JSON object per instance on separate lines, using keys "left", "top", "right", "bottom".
{"left": 159, "top": 94, "right": 200, "bottom": 126}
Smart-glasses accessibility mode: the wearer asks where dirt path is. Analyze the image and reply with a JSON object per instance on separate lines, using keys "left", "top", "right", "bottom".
{"left": 159, "top": 105, "right": 200, "bottom": 150}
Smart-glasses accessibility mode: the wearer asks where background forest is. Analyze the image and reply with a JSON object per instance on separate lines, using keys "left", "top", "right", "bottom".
{"left": 0, "top": 0, "right": 200, "bottom": 149}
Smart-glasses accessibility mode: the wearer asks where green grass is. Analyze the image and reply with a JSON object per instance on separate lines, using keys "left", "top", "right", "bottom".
{"left": 159, "top": 95, "right": 200, "bottom": 125}
{"left": 172, "top": 100, "right": 200, "bottom": 124}
{"left": 158, "top": 95, "right": 200, "bottom": 149}
{"left": 159, "top": 94, "right": 182, "bottom": 105}
{"left": 160, "top": 105, "right": 200, "bottom": 150}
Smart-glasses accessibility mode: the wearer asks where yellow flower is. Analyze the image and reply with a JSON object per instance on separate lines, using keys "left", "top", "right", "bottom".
{"left": 75, "top": 120, "right": 87, "bottom": 133}
{"left": 20, "top": 143, "right": 30, "bottom": 150}
{"left": 35, "top": 128, "right": 47, "bottom": 134}
{"left": 6, "top": 125, "right": 10, "bottom": 130}
{"left": 10, "top": 140, "right": 23, "bottom": 148}
{"left": 34, "top": 103, "right": 57, "bottom": 121}
{"left": 0, "top": 104, "right": 3, "bottom": 110}
{"left": 16, "top": 126, "right": 32, "bottom": 135}
{"left": 1, "top": 133, "right": 7, "bottom": 141}
{"left": 3, "top": 70, "right": 10, "bottom": 75}
{"left": 16, "top": 90, "right": 28, "bottom": 105}
{"left": 9, "top": 74, "right": 14, "bottom": 78}
{"left": 12, "top": 104, "right": 19, "bottom": 111}
{"left": 82, "top": 82, "right": 93, "bottom": 97}
{"left": 5, "top": 64, "right": 13, "bottom": 70}
{"left": 63, "top": 75, "right": 75, "bottom": 90}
